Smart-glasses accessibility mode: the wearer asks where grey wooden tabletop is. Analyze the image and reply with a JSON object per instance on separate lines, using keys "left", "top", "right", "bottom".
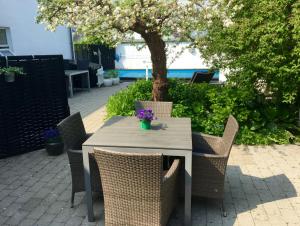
{"left": 84, "top": 116, "right": 192, "bottom": 151}
{"left": 64, "top": 70, "right": 89, "bottom": 76}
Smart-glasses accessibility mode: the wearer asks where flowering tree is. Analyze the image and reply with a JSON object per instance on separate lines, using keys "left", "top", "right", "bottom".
{"left": 37, "top": 0, "right": 198, "bottom": 101}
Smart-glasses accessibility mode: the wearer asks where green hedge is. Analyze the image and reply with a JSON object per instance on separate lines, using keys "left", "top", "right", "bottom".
{"left": 107, "top": 80, "right": 299, "bottom": 145}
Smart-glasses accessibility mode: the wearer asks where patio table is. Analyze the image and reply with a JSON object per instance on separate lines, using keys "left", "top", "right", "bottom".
{"left": 65, "top": 70, "right": 90, "bottom": 97}
{"left": 82, "top": 116, "right": 193, "bottom": 226}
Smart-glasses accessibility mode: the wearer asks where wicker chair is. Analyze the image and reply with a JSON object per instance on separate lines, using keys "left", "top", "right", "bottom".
{"left": 135, "top": 100, "right": 174, "bottom": 169}
{"left": 94, "top": 148, "right": 180, "bottom": 226}
{"left": 192, "top": 115, "right": 239, "bottom": 216}
{"left": 135, "top": 101, "right": 173, "bottom": 118}
{"left": 57, "top": 112, "right": 102, "bottom": 207}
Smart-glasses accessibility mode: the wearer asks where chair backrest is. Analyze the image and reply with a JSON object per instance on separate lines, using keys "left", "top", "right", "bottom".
{"left": 135, "top": 101, "right": 173, "bottom": 118}
{"left": 190, "top": 72, "right": 214, "bottom": 84}
{"left": 94, "top": 148, "right": 163, "bottom": 200}
{"left": 222, "top": 115, "right": 239, "bottom": 155}
{"left": 57, "top": 112, "right": 87, "bottom": 150}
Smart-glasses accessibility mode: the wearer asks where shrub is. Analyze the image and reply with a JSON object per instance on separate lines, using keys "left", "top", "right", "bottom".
{"left": 106, "top": 80, "right": 152, "bottom": 117}
{"left": 107, "top": 79, "right": 298, "bottom": 145}
{"left": 192, "top": 0, "right": 300, "bottom": 106}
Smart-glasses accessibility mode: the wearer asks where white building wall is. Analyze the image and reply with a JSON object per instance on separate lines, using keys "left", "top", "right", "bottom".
{"left": 115, "top": 42, "right": 209, "bottom": 70}
{"left": 0, "top": 0, "right": 72, "bottom": 59}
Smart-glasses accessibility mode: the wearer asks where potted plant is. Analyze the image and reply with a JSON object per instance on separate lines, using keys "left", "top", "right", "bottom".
{"left": 0, "top": 67, "right": 25, "bottom": 82}
{"left": 103, "top": 71, "right": 113, "bottom": 87}
{"left": 44, "top": 128, "right": 64, "bottom": 156}
{"left": 136, "top": 109, "right": 154, "bottom": 130}
{"left": 109, "top": 70, "right": 120, "bottom": 85}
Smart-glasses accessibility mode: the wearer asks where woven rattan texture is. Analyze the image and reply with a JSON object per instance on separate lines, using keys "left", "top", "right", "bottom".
{"left": 192, "top": 115, "right": 239, "bottom": 199}
{"left": 94, "top": 149, "right": 179, "bottom": 226}
{"left": 57, "top": 113, "right": 87, "bottom": 150}
{"left": 0, "top": 55, "right": 69, "bottom": 158}
{"left": 57, "top": 113, "right": 102, "bottom": 195}
{"left": 135, "top": 101, "right": 173, "bottom": 119}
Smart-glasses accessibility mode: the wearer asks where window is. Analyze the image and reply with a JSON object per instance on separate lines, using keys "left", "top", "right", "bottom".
{"left": 0, "top": 28, "right": 14, "bottom": 56}
{"left": 0, "top": 29, "right": 9, "bottom": 49}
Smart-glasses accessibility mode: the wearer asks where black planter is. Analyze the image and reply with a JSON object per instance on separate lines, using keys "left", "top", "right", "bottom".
{"left": 45, "top": 142, "right": 64, "bottom": 156}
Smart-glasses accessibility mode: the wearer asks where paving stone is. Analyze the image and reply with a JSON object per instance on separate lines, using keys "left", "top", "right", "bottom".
{"left": 0, "top": 189, "right": 11, "bottom": 201}
{"left": 15, "top": 191, "right": 34, "bottom": 204}
{"left": 7, "top": 180, "right": 24, "bottom": 190}
{"left": 4, "top": 210, "right": 28, "bottom": 225}
{"left": 279, "top": 209, "right": 300, "bottom": 224}
{"left": 27, "top": 205, "right": 47, "bottom": 220}
{"left": 23, "top": 177, "right": 39, "bottom": 187}
{"left": 1, "top": 203, "right": 22, "bottom": 217}
{"left": 57, "top": 189, "right": 70, "bottom": 201}
{"left": 34, "top": 187, "right": 52, "bottom": 199}
{"left": 262, "top": 202, "right": 281, "bottom": 216}
{"left": 30, "top": 181, "right": 47, "bottom": 192}
{"left": 41, "top": 193, "right": 60, "bottom": 206}
{"left": 237, "top": 211, "right": 255, "bottom": 226}
{"left": 0, "top": 196, "right": 17, "bottom": 209}
{"left": 52, "top": 207, "right": 74, "bottom": 223}
{"left": 222, "top": 216, "right": 239, "bottom": 226}
{"left": 10, "top": 185, "right": 29, "bottom": 197}
{"left": 0, "top": 214, "right": 10, "bottom": 225}
{"left": 46, "top": 201, "right": 67, "bottom": 215}
{"left": 48, "top": 222, "right": 65, "bottom": 226}
{"left": 0, "top": 184, "right": 7, "bottom": 191}
{"left": 35, "top": 213, "right": 56, "bottom": 226}
{"left": 20, "top": 198, "right": 43, "bottom": 212}
{"left": 19, "top": 218, "right": 37, "bottom": 226}
{"left": 65, "top": 216, "right": 85, "bottom": 226}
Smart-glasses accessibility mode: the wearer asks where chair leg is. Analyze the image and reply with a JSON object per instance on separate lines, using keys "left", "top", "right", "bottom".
{"left": 220, "top": 200, "right": 227, "bottom": 217}
{"left": 71, "top": 192, "right": 75, "bottom": 208}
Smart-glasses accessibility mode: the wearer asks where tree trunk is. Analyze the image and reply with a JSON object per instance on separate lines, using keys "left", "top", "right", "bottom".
{"left": 141, "top": 32, "right": 168, "bottom": 101}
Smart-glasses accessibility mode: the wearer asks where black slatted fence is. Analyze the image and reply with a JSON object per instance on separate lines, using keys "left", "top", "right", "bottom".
{"left": 0, "top": 55, "right": 70, "bottom": 158}
{"left": 75, "top": 44, "right": 115, "bottom": 70}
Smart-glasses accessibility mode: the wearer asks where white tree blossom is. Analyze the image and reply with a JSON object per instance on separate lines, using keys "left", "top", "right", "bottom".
{"left": 37, "top": 0, "right": 203, "bottom": 100}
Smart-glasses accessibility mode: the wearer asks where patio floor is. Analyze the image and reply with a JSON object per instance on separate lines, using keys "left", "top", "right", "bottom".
{"left": 0, "top": 83, "right": 300, "bottom": 226}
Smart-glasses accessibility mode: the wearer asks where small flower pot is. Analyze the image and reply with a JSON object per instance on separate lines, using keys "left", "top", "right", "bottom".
{"left": 140, "top": 120, "right": 151, "bottom": 130}
{"left": 45, "top": 141, "right": 64, "bottom": 156}
{"left": 112, "top": 77, "right": 120, "bottom": 85}
{"left": 5, "top": 72, "right": 15, "bottom": 82}
{"left": 103, "top": 78, "right": 113, "bottom": 87}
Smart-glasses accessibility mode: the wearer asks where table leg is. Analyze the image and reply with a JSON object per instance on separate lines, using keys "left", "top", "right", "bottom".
{"left": 82, "top": 146, "right": 94, "bottom": 222}
{"left": 69, "top": 76, "right": 73, "bottom": 98}
{"left": 86, "top": 72, "right": 91, "bottom": 91}
{"left": 184, "top": 152, "right": 192, "bottom": 226}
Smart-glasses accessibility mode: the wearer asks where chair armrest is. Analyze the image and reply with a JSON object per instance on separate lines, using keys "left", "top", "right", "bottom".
{"left": 163, "top": 159, "right": 180, "bottom": 183}
{"left": 193, "top": 152, "right": 229, "bottom": 173}
{"left": 193, "top": 152, "right": 227, "bottom": 158}
{"left": 67, "top": 149, "right": 83, "bottom": 154}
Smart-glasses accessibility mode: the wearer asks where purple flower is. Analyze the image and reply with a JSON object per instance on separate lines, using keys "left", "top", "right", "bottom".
{"left": 136, "top": 109, "right": 154, "bottom": 121}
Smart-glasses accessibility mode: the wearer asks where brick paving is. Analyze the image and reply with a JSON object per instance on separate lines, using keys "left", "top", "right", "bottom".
{"left": 0, "top": 83, "right": 300, "bottom": 226}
